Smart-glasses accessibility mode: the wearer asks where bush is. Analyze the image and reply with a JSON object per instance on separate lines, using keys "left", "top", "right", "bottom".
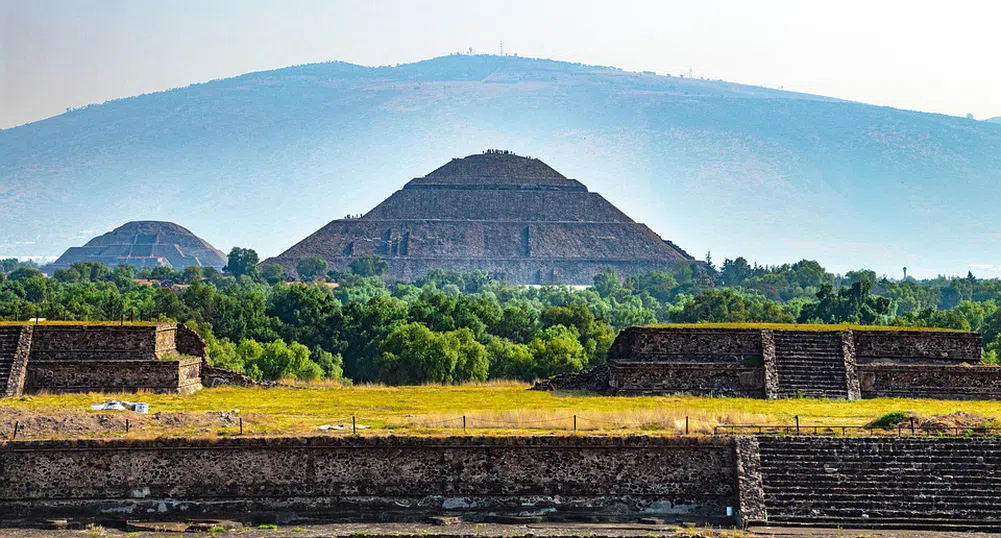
{"left": 871, "top": 411, "right": 910, "bottom": 428}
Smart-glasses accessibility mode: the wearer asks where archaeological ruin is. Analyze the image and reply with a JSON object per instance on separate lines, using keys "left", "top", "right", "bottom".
{"left": 2, "top": 433, "right": 1001, "bottom": 531}
{"left": 540, "top": 324, "right": 999, "bottom": 400}
{"left": 0, "top": 322, "right": 214, "bottom": 397}
{"left": 263, "top": 150, "right": 692, "bottom": 284}
{"left": 44, "top": 220, "right": 228, "bottom": 274}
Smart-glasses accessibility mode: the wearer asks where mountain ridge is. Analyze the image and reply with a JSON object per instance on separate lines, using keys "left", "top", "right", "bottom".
{"left": 2, "top": 54, "right": 1000, "bottom": 278}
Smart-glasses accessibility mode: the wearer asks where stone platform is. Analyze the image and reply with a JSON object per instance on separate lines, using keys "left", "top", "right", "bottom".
{"left": 598, "top": 325, "right": 993, "bottom": 400}
{"left": 0, "top": 323, "right": 207, "bottom": 397}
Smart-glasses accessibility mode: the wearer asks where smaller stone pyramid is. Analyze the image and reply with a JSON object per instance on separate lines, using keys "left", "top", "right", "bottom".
{"left": 44, "top": 221, "right": 227, "bottom": 274}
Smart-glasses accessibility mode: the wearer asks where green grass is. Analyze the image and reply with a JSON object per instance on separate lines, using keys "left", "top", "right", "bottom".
{"left": 645, "top": 322, "right": 967, "bottom": 332}
{"left": 5, "top": 382, "right": 1001, "bottom": 439}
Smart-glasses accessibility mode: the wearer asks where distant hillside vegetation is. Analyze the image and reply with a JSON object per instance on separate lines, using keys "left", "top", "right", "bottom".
{"left": 2, "top": 54, "right": 1001, "bottom": 277}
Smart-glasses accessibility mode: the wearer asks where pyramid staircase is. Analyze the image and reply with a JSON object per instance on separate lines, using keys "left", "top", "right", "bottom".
{"left": 772, "top": 331, "right": 848, "bottom": 399}
{"left": 757, "top": 436, "right": 1001, "bottom": 530}
{"left": 0, "top": 327, "right": 30, "bottom": 398}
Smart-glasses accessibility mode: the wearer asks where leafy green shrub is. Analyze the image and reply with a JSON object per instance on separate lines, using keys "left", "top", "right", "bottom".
{"left": 871, "top": 411, "right": 909, "bottom": 428}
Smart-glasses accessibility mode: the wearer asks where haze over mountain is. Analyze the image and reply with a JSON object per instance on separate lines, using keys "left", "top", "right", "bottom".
{"left": 2, "top": 54, "right": 1000, "bottom": 279}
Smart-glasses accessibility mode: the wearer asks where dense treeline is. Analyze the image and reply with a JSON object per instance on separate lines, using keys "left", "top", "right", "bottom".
{"left": 2, "top": 251, "right": 1000, "bottom": 385}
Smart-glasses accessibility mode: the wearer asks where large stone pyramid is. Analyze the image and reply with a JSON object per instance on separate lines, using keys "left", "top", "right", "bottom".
{"left": 265, "top": 151, "right": 692, "bottom": 284}
{"left": 45, "top": 221, "right": 227, "bottom": 274}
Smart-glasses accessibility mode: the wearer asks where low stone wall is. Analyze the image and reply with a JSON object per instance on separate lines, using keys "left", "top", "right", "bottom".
{"left": 854, "top": 331, "right": 981, "bottom": 365}
{"left": 2, "top": 327, "right": 32, "bottom": 398}
{"left": 609, "top": 327, "right": 763, "bottom": 363}
{"left": 859, "top": 364, "right": 1001, "bottom": 400}
{"left": 0, "top": 436, "right": 738, "bottom": 523}
{"left": 609, "top": 363, "right": 764, "bottom": 397}
{"left": 24, "top": 357, "right": 202, "bottom": 394}
{"left": 27, "top": 324, "right": 175, "bottom": 362}
{"left": 597, "top": 326, "right": 990, "bottom": 400}
{"left": 175, "top": 325, "right": 206, "bottom": 358}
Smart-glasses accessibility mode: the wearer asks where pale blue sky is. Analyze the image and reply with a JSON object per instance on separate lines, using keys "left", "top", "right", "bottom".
{"left": 2, "top": 0, "right": 1000, "bottom": 128}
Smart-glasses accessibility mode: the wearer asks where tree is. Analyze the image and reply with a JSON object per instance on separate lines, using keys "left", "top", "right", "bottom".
{"left": 720, "top": 257, "right": 753, "bottom": 287}
{"left": 489, "top": 306, "right": 538, "bottom": 344}
{"left": 297, "top": 256, "right": 329, "bottom": 282}
{"left": 182, "top": 266, "right": 202, "bottom": 284}
{"left": 0, "top": 258, "right": 19, "bottom": 274}
{"left": 485, "top": 335, "right": 535, "bottom": 380}
{"left": 255, "top": 339, "right": 323, "bottom": 381}
{"left": 374, "top": 322, "right": 458, "bottom": 385}
{"left": 7, "top": 267, "right": 44, "bottom": 281}
{"left": 528, "top": 325, "right": 588, "bottom": 379}
{"left": 625, "top": 271, "right": 678, "bottom": 303}
{"left": 592, "top": 269, "right": 621, "bottom": 298}
{"left": 449, "top": 327, "right": 489, "bottom": 383}
{"left": 259, "top": 263, "right": 286, "bottom": 285}
{"left": 798, "top": 279, "right": 892, "bottom": 324}
{"left": 349, "top": 255, "right": 389, "bottom": 277}
{"left": 223, "top": 247, "right": 259, "bottom": 279}
{"left": 540, "top": 303, "right": 615, "bottom": 367}
{"left": 311, "top": 346, "right": 345, "bottom": 381}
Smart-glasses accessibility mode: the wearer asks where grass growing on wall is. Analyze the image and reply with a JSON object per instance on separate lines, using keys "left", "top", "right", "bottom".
{"left": 4, "top": 383, "right": 1001, "bottom": 440}
{"left": 0, "top": 320, "right": 161, "bottom": 326}
{"left": 644, "top": 322, "right": 969, "bottom": 332}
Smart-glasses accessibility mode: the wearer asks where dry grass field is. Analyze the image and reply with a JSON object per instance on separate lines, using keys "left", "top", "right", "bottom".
{"left": 3, "top": 382, "right": 1001, "bottom": 440}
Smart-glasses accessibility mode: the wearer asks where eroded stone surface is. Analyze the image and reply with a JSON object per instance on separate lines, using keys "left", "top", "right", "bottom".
{"left": 0, "top": 436, "right": 737, "bottom": 522}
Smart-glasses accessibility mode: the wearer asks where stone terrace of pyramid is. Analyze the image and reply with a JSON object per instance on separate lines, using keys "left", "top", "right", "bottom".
{"left": 265, "top": 150, "right": 691, "bottom": 284}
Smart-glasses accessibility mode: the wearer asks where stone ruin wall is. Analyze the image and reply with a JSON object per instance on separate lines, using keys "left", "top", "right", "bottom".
{"left": 2, "top": 327, "right": 33, "bottom": 398}
{"left": 26, "top": 324, "right": 177, "bottom": 362}
{"left": 25, "top": 357, "right": 202, "bottom": 395}
{"left": 607, "top": 327, "right": 992, "bottom": 400}
{"left": 854, "top": 331, "right": 983, "bottom": 364}
{"left": 608, "top": 327, "right": 765, "bottom": 397}
{"left": 6, "top": 433, "right": 1000, "bottom": 529}
{"left": 174, "top": 325, "right": 206, "bottom": 358}
{"left": 859, "top": 364, "right": 1001, "bottom": 400}
{"left": 0, "top": 436, "right": 737, "bottom": 523}
{"left": 11, "top": 323, "right": 203, "bottom": 396}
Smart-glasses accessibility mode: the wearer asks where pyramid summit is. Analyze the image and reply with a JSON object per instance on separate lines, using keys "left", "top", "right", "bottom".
{"left": 44, "top": 221, "right": 228, "bottom": 274}
{"left": 265, "top": 151, "right": 691, "bottom": 285}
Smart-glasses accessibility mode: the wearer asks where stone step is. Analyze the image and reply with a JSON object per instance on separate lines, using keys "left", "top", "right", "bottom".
{"left": 767, "top": 506, "right": 1001, "bottom": 518}
{"left": 774, "top": 359, "right": 845, "bottom": 365}
{"left": 774, "top": 342, "right": 842, "bottom": 347}
{"left": 759, "top": 450, "right": 1001, "bottom": 458}
{"left": 763, "top": 481, "right": 1001, "bottom": 492}
{"left": 770, "top": 510, "right": 1001, "bottom": 520}
{"left": 773, "top": 343, "right": 842, "bottom": 349}
{"left": 774, "top": 378, "right": 846, "bottom": 385}
{"left": 774, "top": 372, "right": 845, "bottom": 378}
{"left": 764, "top": 494, "right": 1001, "bottom": 505}
{"left": 774, "top": 360, "right": 845, "bottom": 366}
{"left": 773, "top": 392, "right": 848, "bottom": 399}
{"left": 766, "top": 516, "right": 1001, "bottom": 531}
{"left": 761, "top": 460, "right": 1001, "bottom": 469}
{"left": 774, "top": 356, "right": 844, "bottom": 362}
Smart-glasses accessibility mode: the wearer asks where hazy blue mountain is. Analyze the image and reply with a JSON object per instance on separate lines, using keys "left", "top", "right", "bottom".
{"left": 3, "top": 54, "right": 1001, "bottom": 278}
{"left": 988, "top": 117, "right": 1001, "bottom": 124}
